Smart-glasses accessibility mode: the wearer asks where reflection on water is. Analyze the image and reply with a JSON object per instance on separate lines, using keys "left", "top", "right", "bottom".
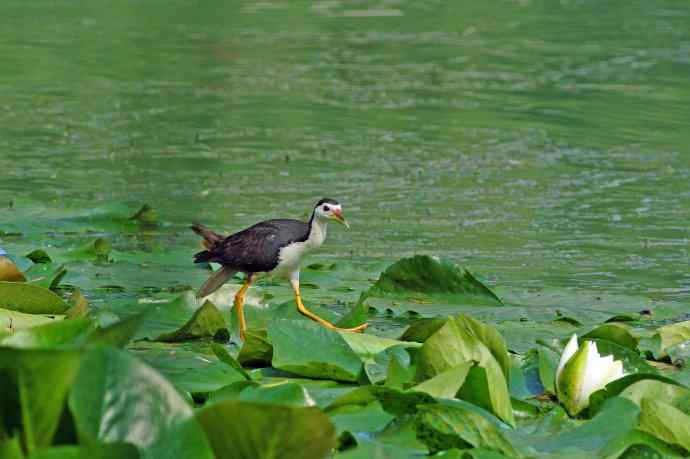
{"left": 0, "top": 0, "right": 688, "bottom": 303}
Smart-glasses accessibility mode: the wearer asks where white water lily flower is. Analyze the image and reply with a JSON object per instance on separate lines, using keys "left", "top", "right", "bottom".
{"left": 555, "top": 334, "right": 625, "bottom": 416}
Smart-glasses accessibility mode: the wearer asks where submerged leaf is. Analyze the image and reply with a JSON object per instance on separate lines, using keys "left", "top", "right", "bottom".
{"left": 196, "top": 400, "right": 336, "bottom": 459}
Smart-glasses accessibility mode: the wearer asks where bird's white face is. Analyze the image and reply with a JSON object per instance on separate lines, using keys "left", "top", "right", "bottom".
{"left": 314, "top": 202, "right": 349, "bottom": 228}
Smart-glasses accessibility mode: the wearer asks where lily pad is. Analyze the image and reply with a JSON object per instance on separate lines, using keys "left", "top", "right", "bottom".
{"left": 588, "top": 374, "right": 686, "bottom": 416}
{"left": 25, "top": 249, "right": 52, "bottom": 264}
{"left": 24, "top": 262, "right": 68, "bottom": 290}
{"left": 210, "top": 380, "right": 315, "bottom": 407}
{"left": 639, "top": 398, "right": 690, "bottom": 453}
{"left": 65, "top": 238, "right": 111, "bottom": 262}
{"left": 212, "top": 343, "right": 252, "bottom": 380}
{"left": 0, "top": 318, "right": 91, "bottom": 349}
{"left": 327, "top": 385, "right": 437, "bottom": 417}
{"left": 639, "top": 321, "right": 690, "bottom": 360}
{"left": 0, "top": 282, "right": 69, "bottom": 314}
{"left": 196, "top": 400, "right": 337, "bottom": 459}
{"left": 25, "top": 443, "right": 140, "bottom": 459}
{"left": 155, "top": 301, "right": 227, "bottom": 342}
{"left": 68, "top": 346, "right": 206, "bottom": 456}
{"left": 238, "top": 329, "right": 273, "bottom": 366}
{"left": 0, "top": 348, "right": 82, "bottom": 454}
{"left": 268, "top": 319, "right": 363, "bottom": 382}
{"left": 362, "top": 255, "right": 503, "bottom": 307}
{"left": 582, "top": 323, "right": 638, "bottom": 351}
{"left": 415, "top": 316, "right": 513, "bottom": 425}
{"left": 0, "top": 308, "right": 63, "bottom": 334}
{"left": 411, "top": 363, "right": 472, "bottom": 399}
{"left": 414, "top": 402, "right": 519, "bottom": 456}
{"left": 87, "top": 314, "right": 145, "bottom": 347}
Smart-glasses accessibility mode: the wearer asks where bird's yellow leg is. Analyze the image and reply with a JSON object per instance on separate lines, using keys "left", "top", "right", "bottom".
{"left": 290, "top": 276, "right": 368, "bottom": 333}
{"left": 234, "top": 274, "right": 254, "bottom": 341}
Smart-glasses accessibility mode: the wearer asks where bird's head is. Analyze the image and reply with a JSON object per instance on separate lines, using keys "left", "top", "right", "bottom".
{"left": 313, "top": 198, "right": 349, "bottom": 228}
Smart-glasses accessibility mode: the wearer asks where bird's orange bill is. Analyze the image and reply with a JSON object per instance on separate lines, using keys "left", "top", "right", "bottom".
{"left": 332, "top": 209, "right": 349, "bottom": 228}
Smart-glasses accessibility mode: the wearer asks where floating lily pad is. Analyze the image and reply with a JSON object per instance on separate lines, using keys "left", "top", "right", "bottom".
{"left": 414, "top": 401, "right": 518, "bottom": 456}
{"left": 0, "top": 318, "right": 91, "bottom": 349}
{"left": 582, "top": 323, "right": 638, "bottom": 351}
{"left": 362, "top": 255, "right": 503, "bottom": 307}
{"left": 238, "top": 329, "right": 273, "bottom": 367}
{"left": 639, "top": 321, "right": 690, "bottom": 360}
{"left": 65, "top": 238, "right": 111, "bottom": 262}
{"left": 25, "top": 249, "right": 52, "bottom": 264}
{"left": 155, "top": 301, "right": 227, "bottom": 342}
{"left": 0, "top": 348, "right": 82, "bottom": 454}
{"left": 68, "top": 346, "right": 210, "bottom": 458}
{"left": 411, "top": 363, "right": 473, "bottom": 399}
{"left": 212, "top": 343, "right": 252, "bottom": 380}
{"left": 415, "top": 316, "right": 513, "bottom": 425}
{"left": 268, "top": 319, "right": 363, "bottom": 382}
{"left": 24, "top": 443, "right": 140, "bottom": 459}
{"left": 210, "top": 380, "right": 315, "bottom": 407}
{"left": 0, "top": 282, "right": 69, "bottom": 314}
{"left": 0, "top": 307, "right": 63, "bottom": 334}
{"left": 24, "top": 262, "right": 68, "bottom": 290}
{"left": 639, "top": 398, "right": 690, "bottom": 453}
{"left": 196, "top": 400, "right": 336, "bottom": 459}
{"left": 327, "top": 385, "right": 437, "bottom": 417}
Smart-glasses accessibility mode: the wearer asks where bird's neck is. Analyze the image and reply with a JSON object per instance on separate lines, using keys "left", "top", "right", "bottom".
{"left": 307, "top": 214, "right": 328, "bottom": 248}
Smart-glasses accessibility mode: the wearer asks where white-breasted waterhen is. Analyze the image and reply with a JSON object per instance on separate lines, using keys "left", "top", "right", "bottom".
{"left": 191, "top": 198, "right": 368, "bottom": 340}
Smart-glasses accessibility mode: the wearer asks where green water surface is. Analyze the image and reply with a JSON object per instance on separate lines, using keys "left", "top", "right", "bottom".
{"left": 1, "top": 1, "right": 689, "bottom": 342}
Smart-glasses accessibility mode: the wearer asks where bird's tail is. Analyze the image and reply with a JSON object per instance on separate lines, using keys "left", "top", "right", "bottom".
{"left": 191, "top": 223, "right": 225, "bottom": 249}
{"left": 197, "top": 266, "right": 236, "bottom": 298}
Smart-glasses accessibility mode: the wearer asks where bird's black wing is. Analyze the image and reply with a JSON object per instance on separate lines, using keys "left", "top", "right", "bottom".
{"left": 205, "top": 219, "right": 310, "bottom": 272}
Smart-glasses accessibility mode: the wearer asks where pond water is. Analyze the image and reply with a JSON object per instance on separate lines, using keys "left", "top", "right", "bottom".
{"left": 1, "top": 0, "right": 689, "bottom": 334}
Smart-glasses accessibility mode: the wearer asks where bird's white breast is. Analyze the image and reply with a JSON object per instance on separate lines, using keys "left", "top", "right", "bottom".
{"left": 274, "top": 219, "right": 327, "bottom": 276}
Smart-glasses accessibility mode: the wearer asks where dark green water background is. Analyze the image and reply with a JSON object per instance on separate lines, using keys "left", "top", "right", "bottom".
{"left": 1, "top": 1, "right": 689, "bottom": 326}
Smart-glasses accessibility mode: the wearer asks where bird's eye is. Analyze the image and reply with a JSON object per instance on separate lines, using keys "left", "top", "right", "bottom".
{"left": 323, "top": 205, "right": 330, "bottom": 212}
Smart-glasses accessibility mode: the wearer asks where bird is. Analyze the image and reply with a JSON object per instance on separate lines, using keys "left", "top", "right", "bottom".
{"left": 191, "top": 198, "right": 368, "bottom": 340}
